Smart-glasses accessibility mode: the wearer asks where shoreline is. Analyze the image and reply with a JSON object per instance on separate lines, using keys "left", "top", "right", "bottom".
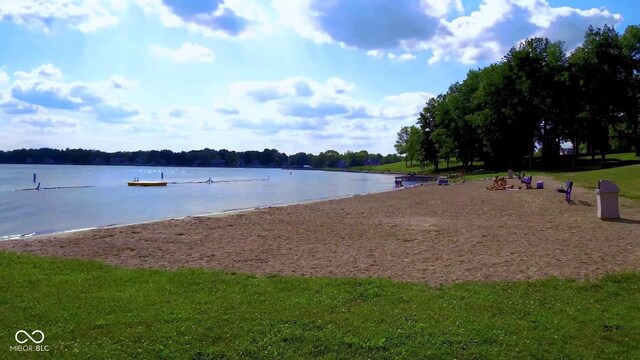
{"left": 1, "top": 176, "right": 638, "bottom": 285}
{"left": 0, "top": 184, "right": 412, "bottom": 242}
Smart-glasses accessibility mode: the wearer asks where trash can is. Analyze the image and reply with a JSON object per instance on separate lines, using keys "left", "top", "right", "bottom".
{"left": 507, "top": 169, "right": 514, "bottom": 179}
{"left": 595, "top": 180, "right": 620, "bottom": 219}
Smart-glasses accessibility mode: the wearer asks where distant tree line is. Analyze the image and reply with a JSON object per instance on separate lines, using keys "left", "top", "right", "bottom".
{"left": 397, "top": 24, "right": 640, "bottom": 171}
{"left": 0, "top": 147, "right": 402, "bottom": 169}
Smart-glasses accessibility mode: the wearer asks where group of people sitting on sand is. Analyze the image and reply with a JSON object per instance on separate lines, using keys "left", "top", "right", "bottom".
{"left": 486, "top": 176, "right": 522, "bottom": 190}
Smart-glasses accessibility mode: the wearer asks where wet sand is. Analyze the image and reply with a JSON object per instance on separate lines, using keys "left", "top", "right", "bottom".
{"left": 1, "top": 177, "right": 639, "bottom": 285}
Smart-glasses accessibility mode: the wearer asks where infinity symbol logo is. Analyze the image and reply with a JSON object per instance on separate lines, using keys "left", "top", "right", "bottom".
{"left": 15, "top": 330, "right": 45, "bottom": 344}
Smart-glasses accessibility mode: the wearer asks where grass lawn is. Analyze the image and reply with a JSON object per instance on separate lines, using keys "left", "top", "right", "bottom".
{"left": 351, "top": 159, "right": 474, "bottom": 175}
{"left": 550, "top": 164, "right": 640, "bottom": 201}
{"left": 1, "top": 252, "right": 639, "bottom": 359}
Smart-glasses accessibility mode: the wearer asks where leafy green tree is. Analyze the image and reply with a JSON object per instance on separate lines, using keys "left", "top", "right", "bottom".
{"left": 406, "top": 126, "right": 422, "bottom": 166}
{"left": 569, "top": 25, "right": 627, "bottom": 162}
{"left": 621, "top": 25, "right": 640, "bottom": 156}
{"left": 417, "top": 97, "right": 441, "bottom": 171}
{"left": 394, "top": 126, "right": 411, "bottom": 166}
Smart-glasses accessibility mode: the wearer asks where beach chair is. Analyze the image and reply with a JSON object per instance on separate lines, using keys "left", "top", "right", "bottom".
{"left": 565, "top": 181, "right": 573, "bottom": 203}
{"left": 521, "top": 176, "right": 533, "bottom": 189}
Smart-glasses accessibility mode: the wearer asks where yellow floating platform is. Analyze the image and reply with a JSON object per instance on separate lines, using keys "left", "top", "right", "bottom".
{"left": 127, "top": 181, "right": 167, "bottom": 187}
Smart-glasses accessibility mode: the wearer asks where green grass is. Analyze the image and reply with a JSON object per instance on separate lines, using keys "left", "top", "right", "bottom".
{"left": 576, "top": 152, "right": 640, "bottom": 162}
{"left": 352, "top": 159, "right": 476, "bottom": 175}
{"left": 1, "top": 252, "right": 639, "bottom": 359}
{"left": 550, "top": 164, "right": 640, "bottom": 201}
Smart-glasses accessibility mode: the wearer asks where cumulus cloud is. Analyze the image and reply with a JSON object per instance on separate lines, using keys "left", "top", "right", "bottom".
{"left": 422, "top": 0, "right": 464, "bottom": 18}
{"left": 426, "top": 0, "right": 622, "bottom": 64}
{"left": 380, "top": 92, "right": 434, "bottom": 119}
{"left": 368, "top": 50, "right": 418, "bottom": 61}
{"left": 344, "top": 105, "right": 374, "bottom": 120}
{"left": 279, "top": 101, "right": 350, "bottom": 118}
{"left": 215, "top": 106, "right": 239, "bottom": 115}
{"left": 161, "top": 0, "right": 247, "bottom": 34}
{"left": 6, "top": 64, "right": 141, "bottom": 122}
{"left": 11, "top": 81, "right": 84, "bottom": 110}
{"left": 150, "top": 42, "right": 215, "bottom": 63}
{"left": 0, "top": 70, "right": 10, "bottom": 85}
{"left": 229, "top": 77, "right": 324, "bottom": 102}
{"left": 139, "top": 0, "right": 269, "bottom": 38}
{"left": 94, "top": 103, "right": 140, "bottom": 121}
{"left": 275, "top": 0, "right": 622, "bottom": 64}
{"left": 14, "top": 64, "right": 64, "bottom": 80}
{"left": 274, "top": 0, "right": 445, "bottom": 50}
{"left": 537, "top": 6, "right": 623, "bottom": 50}
{"left": 0, "top": 0, "right": 123, "bottom": 32}
{"left": 234, "top": 118, "right": 327, "bottom": 134}
{"left": 0, "top": 100, "right": 41, "bottom": 115}
{"left": 110, "top": 76, "right": 138, "bottom": 90}
{"left": 12, "top": 115, "right": 79, "bottom": 134}
{"left": 169, "top": 108, "right": 185, "bottom": 118}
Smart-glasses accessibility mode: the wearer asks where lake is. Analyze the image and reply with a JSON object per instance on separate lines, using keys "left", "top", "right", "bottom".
{"left": 0, "top": 164, "right": 396, "bottom": 238}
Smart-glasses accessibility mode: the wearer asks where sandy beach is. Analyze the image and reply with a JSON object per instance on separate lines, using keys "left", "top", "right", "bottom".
{"left": 1, "top": 177, "right": 639, "bottom": 285}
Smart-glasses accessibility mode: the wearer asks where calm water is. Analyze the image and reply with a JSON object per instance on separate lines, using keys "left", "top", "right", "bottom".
{"left": 0, "top": 164, "right": 395, "bottom": 238}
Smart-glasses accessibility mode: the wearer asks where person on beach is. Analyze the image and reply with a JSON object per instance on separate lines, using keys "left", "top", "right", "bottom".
{"left": 487, "top": 176, "right": 507, "bottom": 190}
{"left": 487, "top": 176, "right": 522, "bottom": 190}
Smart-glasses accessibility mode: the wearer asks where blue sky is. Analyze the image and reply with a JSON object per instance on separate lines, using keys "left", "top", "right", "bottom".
{"left": 0, "top": 0, "right": 638, "bottom": 154}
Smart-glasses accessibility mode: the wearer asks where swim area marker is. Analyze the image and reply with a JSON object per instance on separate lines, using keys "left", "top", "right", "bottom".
{"left": 14, "top": 176, "right": 269, "bottom": 191}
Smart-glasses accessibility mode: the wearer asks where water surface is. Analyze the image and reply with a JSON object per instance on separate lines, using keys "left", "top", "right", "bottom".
{"left": 0, "top": 165, "right": 395, "bottom": 238}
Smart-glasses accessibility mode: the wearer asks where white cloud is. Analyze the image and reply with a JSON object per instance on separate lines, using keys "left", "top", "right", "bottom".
{"left": 422, "top": 0, "right": 464, "bottom": 17}
{"left": 138, "top": 0, "right": 272, "bottom": 38}
{"left": 273, "top": 0, "right": 444, "bottom": 50}
{"left": 4, "top": 64, "right": 141, "bottom": 123}
{"left": 150, "top": 43, "right": 215, "bottom": 63}
{"left": 12, "top": 115, "right": 79, "bottom": 134}
{"left": 229, "top": 77, "right": 351, "bottom": 102}
{"left": 110, "top": 76, "right": 138, "bottom": 90}
{"left": 274, "top": 0, "right": 622, "bottom": 65}
{"left": 367, "top": 50, "right": 385, "bottom": 58}
{"left": 380, "top": 92, "right": 434, "bottom": 119}
{"left": 398, "top": 53, "right": 417, "bottom": 61}
{"left": 14, "top": 64, "right": 64, "bottom": 80}
{"left": 0, "top": 0, "right": 123, "bottom": 32}
{"left": 0, "top": 70, "right": 9, "bottom": 85}
{"left": 424, "top": 0, "right": 623, "bottom": 64}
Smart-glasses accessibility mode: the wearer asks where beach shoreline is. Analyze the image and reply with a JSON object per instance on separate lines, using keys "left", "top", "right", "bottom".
{"left": 0, "top": 184, "right": 409, "bottom": 241}
{"left": 1, "top": 176, "right": 638, "bottom": 285}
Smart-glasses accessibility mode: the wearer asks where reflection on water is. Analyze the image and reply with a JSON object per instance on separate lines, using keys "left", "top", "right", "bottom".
{"left": 0, "top": 164, "right": 395, "bottom": 238}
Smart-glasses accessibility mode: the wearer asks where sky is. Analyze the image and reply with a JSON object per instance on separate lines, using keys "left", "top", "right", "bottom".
{"left": 0, "top": 0, "right": 638, "bottom": 155}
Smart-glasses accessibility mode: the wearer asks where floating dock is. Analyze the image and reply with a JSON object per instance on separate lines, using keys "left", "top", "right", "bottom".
{"left": 394, "top": 175, "right": 438, "bottom": 183}
{"left": 127, "top": 181, "right": 168, "bottom": 187}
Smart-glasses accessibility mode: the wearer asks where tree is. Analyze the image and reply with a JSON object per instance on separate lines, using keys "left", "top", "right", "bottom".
{"left": 569, "top": 25, "right": 627, "bottom": 163}
{"left": 406, "top": 126, "right": 423, "bottom": 166}
{"left": 394, "top": 126, "right": 411, "bottom": 166}
{"left": 417, "top": 97, "right": 441, "bottom": 171}
{"left": 621, "top": 25, "right": 640, "bottom": 156}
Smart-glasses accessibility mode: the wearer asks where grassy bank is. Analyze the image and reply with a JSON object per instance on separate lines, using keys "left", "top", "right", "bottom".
{"left": 552, "top": 164, "right": 640, "bottom": 201}
{"left": 1, "top": 252, "right": 639, "bottom": 359}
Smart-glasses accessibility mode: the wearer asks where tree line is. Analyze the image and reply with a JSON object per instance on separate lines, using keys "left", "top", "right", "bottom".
{"left": 0, "top": 147, "right": 402, "bottom": 169}
{"left": 397, "top": 24, "right": 640, "bottom": 171}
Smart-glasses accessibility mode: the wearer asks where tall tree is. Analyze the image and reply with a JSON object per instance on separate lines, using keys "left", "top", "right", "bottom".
{"left": 394, "top": 126, "right": 411, "bottom": 166}
{"left": 406, "top": 126, "right": 423, "bottom": 166}
{"left": 417, "top": 97, "right": 441, "bottom": 171}
{"left": 621, "top": 25, "right": 640, "bottom": 156}
{"left": 569, "top": 25, "right": 626, "bottom": 163}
